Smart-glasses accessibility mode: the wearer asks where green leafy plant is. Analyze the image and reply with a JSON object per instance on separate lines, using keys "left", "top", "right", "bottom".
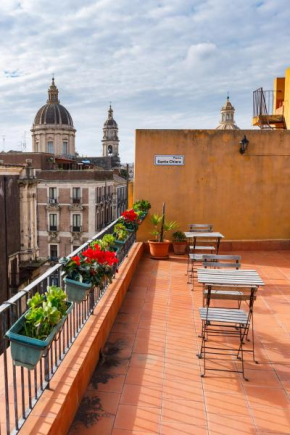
{"left": 172, "top": 231, "right": 187, "bottom": 242}
{"left": 23, "top": 286, "right": 68, "bottom": 340}
{"left": 114, "top": 223, "right": 128, "bottom": 241}
{"left": 150, "top": 212, "right": 177, "bottom": 242}
{"left": 133, "top": 199, "right": 151, "bottom": 211}
{"left": 91, "top": 234, "right": 116, "bottom": 251}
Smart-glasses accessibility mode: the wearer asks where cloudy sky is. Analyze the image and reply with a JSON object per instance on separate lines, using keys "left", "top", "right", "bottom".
{"left": 0, "top": 0, "right": 289, "bottom": 162}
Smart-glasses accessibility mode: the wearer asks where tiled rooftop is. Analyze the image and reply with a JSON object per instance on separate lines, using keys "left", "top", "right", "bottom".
{"left": 69, "top": 251, "right": 290, "bottom": 435}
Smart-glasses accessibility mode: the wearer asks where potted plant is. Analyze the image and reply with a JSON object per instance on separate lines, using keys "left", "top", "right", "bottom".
{"left": 114, "top": 222, "right": 129, "bottom": 245}
{"left": 121, "top": 209, "right": 140, "bottom": 231}
{"left": 148, "top": 203, "right": 177, "bottom": 259}
{"left": 133, "top": 199, "right": 151, "bottom": 219}
{"left": 61, "top": 245, "right": 118, "bottom": 303}
{"left": 172, "top": 231, "right": 187, "bottom": 255}
{"left": 5, "top": 286, "right": 73, "bottom": 370}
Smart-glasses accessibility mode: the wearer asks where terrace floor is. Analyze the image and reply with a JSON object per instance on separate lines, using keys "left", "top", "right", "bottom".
{"left": 69, "top": 251, "right": 290, "bottom": 435}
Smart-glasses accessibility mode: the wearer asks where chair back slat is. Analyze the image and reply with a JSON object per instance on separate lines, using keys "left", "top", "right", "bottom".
{"left": 189, "top": 224, "right": 213, "bottom": 232}
{"left": 203, "top": 255, "right": 241, "bottom": 261}
{"left": 203, "top": 254, "right": 241, "bottom": 270}
{"left": 203, "top": 261, "right": 241, "bottom": 269}
{"left": 204, "top": 285, "right": 257, "bottom": 303}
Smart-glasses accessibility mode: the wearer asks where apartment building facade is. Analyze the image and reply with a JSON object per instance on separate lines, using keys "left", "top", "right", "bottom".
{"left": 37, "top": 170, "right": 127, "bottom": 260}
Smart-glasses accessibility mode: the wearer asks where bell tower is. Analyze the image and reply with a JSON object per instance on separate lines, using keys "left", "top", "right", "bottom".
{"left": 102, "top": 105, "right": 120, "bottom": 157}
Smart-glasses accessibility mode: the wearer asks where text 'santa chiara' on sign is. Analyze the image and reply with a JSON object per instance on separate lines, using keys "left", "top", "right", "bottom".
{"left": 154, "top": 155, "right": 184, "bottom": 166}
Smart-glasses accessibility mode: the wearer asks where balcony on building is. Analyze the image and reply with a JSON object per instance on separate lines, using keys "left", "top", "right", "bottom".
{"left": 252, "top": 87, "right": 286, "bottom": 129}
{"left": 1, "top": 224, "right": 290, "bottom": 435}
{"left": 48, "top": 224, "right": 58, "bottom": 232}
{"left": 69, "top": 197, "right": 84, "bottom": 211}
{"left": 46, "top": 197, "right": 60, "bottom": 210}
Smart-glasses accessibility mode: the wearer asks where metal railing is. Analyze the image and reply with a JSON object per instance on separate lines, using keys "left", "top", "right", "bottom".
{"left": 253, "top": 88, "right": 283, "bottom": 118}
{"left": 0, "top": 219, "right": 136, "bottom": 434}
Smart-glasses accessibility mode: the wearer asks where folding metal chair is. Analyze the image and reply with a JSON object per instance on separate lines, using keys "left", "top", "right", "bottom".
{"left": 202, "top": 255, "right": 242, "bottom": 306}
{"left": 187, "top": 224, "right": 214, "bottom": 285}
{"left": 197, "top": 284, "right": 258, "bottom": 381}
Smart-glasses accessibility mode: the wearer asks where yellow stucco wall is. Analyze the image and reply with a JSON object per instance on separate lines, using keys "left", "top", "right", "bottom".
{"left": 273, "top": 77, "right": 285, "bottom": 112}
{"left": 128, "top": 181, "right": 134, "bottom": 209}
{"left": 284, "top": 67, "right": 290, "bottom": 129}
{"left": 134, "top": 129, "right": 290, "bottom": 242}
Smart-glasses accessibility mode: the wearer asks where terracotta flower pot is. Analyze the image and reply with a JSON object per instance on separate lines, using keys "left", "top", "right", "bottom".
{"left": 148, "top": 240, "right": 170, "bottom": 259}
{"left": 172, "top": 241, "right": 187, "bottom": 255}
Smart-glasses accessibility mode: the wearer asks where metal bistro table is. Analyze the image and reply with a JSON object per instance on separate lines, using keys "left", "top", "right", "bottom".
{"left": 185, "top": 232, "right": 225, "bottom": 254}
{"left": 197, "top": 268, "right": 264, "bottom": 288}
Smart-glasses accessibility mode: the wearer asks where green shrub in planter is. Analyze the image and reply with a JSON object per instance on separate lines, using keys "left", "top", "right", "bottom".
{"left": 6, "top": 287, "right": 72, "bottom": 370}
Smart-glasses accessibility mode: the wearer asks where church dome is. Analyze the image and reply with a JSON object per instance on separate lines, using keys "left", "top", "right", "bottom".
{"left": 33, "top": 78, "right": 74, "bottom": 127}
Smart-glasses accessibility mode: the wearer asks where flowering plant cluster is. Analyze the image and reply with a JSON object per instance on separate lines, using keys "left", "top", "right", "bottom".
{"left": 61, "top": 244, "right": 118, "bottom": 288}
{"left": 121, "top": 209, "right": 138, "bottom": 222}
{"left": 121, "top": 209, "right": 141, "bottom": 231}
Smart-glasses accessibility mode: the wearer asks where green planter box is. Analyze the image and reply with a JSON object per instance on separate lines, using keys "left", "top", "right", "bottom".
{"left": 6, "top": 301, "right": 73, "bottom": 370}
{"left": 114, "top": 239, "right": 127, "bottom": 246}
{"left": 64, "top": 277, "right": 92, "bottom": 303}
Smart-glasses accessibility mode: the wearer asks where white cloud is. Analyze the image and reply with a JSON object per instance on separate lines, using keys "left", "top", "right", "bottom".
{"left": 186, "top": 43, "right": 217, "bottom": 68}
{"left": 0, "top": 0, "right": 289, "bottom": 161}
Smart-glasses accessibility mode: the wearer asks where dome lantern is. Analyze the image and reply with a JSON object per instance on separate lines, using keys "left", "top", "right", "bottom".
{"left": 216, "top": 95, "right": 240, "bottom": 130}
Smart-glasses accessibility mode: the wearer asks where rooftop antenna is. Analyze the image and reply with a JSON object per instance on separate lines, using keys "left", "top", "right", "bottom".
{"left": 227, "top": 91, "right": 230, "bottom": 99}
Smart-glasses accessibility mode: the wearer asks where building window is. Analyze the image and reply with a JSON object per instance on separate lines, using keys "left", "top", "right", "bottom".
{"left": 72, "top": 214, "right": 81, "bottom": 232}
{"left": 35, "top": 141, "right": 39, "bottom": 152}
{"left": 49, "top": 187, "right": 57, "bottom": 203}
{"left": 47, "top": 141, "right": 54, "bottom": 154}
{"left": 63, "top": 141, "right": 68, "bottom": 155}
{"left": 49, "top": 214, "right": 57, "bottom": 231}
{"left": 72, "top": 187, "right": 81, "bottom": 204}
{"left": 50, "top": 245, "right": 58, "bottom": 261}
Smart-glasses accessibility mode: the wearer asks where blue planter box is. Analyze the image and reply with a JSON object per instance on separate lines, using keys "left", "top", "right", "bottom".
{"left": 6, "top": 301, "right": 73, "bottom": 370}
{"left": 64, "top": 277, "right": 92, "bottom": 303}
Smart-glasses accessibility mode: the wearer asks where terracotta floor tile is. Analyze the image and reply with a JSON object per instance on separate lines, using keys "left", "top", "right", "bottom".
{"left": 163, "top": 378, "right": 204, "bottom": 401}
{"left": 207, "top": 414, "right": 256, "bottom": 435}
{"left": 251, "top": 406, "right": 290, "bottom": 434}
{"left": 125, "top": 366, "right": 164, "bottom": 388}
{"left": 273, "top": 364, "right": 290, "bottom": 381}
{"left": 162, "top": 398, "right": 207, "bottom": 427}
{"left": 70, "top": 416, "right": 115, "bottom": 434}
{"left": 114, "top": 404, "right": 161, "bottom": 433}
{"left": 161, "top": 421, "right": 208, "bottom": 435}
{"left": 130, "top": 353, "right": 164, "bottom": 370}
{"left": 205, "top": 391, "right": 251, "bottom": 417}
{"left": 244, "top": 386, "right": 290, "bottom": 409}
{"left": 88, "top": 373, "right": 126, "bottom": 393}
{"left": 240, "top": 369, "right": 281, "bottom": 387}
{"left": 120, "top": 384, "right": 162, "bottom": 407}
{"left": 112, "top": 430, "right": 159, "bottom": 435}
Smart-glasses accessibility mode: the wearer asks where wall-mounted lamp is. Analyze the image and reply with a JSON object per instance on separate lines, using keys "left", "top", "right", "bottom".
{"left": 239, "top": 135, "right": 249, "bottom": 154}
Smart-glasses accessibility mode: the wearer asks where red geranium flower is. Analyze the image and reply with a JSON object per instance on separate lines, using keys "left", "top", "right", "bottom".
{"left": 122, "top": 209, "right": 138, "bottom": 222}
{"left": 71, "top": 255, "right": 81, "bottom": 266}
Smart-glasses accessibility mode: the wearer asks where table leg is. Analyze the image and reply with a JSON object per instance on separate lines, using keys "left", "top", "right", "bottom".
{"left": 216, "top": 237, "right": 221, "bottom": 254}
